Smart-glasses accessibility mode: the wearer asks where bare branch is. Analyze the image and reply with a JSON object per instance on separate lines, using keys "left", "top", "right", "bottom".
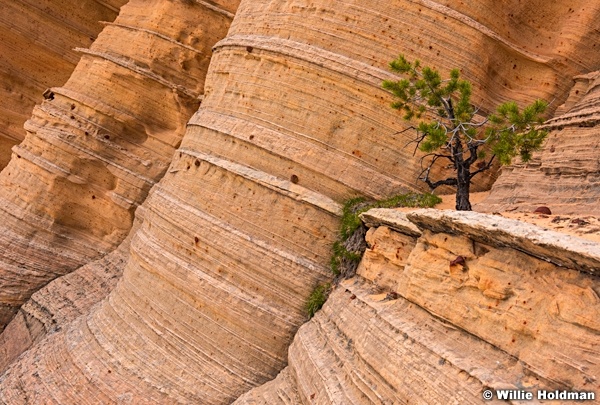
{"left": 469, "top": 155, "right": 496, "bottom": 179}
{"left": 462, "top": 117, "right": 488, "bottom": 127}
{"left": 417, "top": 151, "right": 459, "bottom": 191}
{"left": 405, "top": 132, "right": 427, "bottom": 155}
{"left": 420, "top": 152, "right": 455, "bottom": 168}
{"left": 465, "top": 142, "right": 480, "bottom": 166}
{"left": 423, "top": 176, "right": 458, "bottom": 190}
{"left": 391, "top": 126, "right": 417, "bottom": 140}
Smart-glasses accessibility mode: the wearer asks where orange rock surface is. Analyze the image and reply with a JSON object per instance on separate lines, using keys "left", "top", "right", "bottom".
{"left": 237, "top": 209, "right": 600, "bottom": 403}
{"left": 1, "top": 0, "right": 600, "bottom": 403}
{"left": 481, "top": 71, "right": 600, "bottom": 215}
{"left": 0, "top": 0, "right": 127, "bottom": 168}
{"left": 0, "top": 0, "right": 238, "bottom": 330}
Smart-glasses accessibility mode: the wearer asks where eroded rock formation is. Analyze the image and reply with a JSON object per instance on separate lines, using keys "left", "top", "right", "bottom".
{"left": 0, "top": 0, "right": 238, "bottom": 330}
{"left": 2, "top": 0, "right": 600, "bottom": 403}
{"left": 0, "top": 211, "right": 142, "bottom": 373}
{"left": 0, "top": 0, "right": 127, "bottom": 168}
{"left": 481, "top": 71, "right": 600, "bottom": 215}
{"left": 236, "top": 209, "right": 600, "bottom": 404}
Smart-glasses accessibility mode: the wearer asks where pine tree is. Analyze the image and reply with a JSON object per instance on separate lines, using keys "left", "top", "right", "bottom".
{"left": 382, "top": 55, "right": 548, "bottom": 211}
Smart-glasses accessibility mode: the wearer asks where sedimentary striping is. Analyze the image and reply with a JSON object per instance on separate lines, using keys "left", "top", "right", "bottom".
{"left": 236, "top": 209, "right": 600, "bottom": 404}
{"left": 1, "top": 0, "right": 600, "bottom": 403}
{"left": 481, "top": 70, "right": 600, "bottom": 215}
{"left": 0, "top": 0, "right": 238, "bottom": 331}
{"left": 0, "top": 0, "right": 127, "bottom": 168}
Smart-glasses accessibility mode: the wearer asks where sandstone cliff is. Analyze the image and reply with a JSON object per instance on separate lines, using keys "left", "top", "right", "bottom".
{"left": 0, "top": 0, "right": 238, "bottom": 330}
{"left": 480, "top": 70, "right": 600, "bottom": 215}
{"left": 1, "top": 0, "right": 600, "bottom": 403}
{"left": 0, "top": 211, "right": 141, "bottom": 373}
{"left": 0, "top": 0, "right": 127, "bottom": 168}
{"left": 236, "top": 209, "right": 600, "bottom": 404}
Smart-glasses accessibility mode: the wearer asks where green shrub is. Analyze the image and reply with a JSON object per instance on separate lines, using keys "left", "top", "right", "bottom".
{"left": 305, "top": 283, "right": 331, "bottom": 318}
{"left": 306, "top": 192, "right": 441, "bottom": 318}
{"left": 330, "top": 192, "right": 441, "bottom": 277}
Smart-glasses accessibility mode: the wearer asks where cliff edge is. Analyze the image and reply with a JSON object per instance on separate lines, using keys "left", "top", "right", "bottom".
{"left": 237, "top": 208, "right": 600, "bottom": 404}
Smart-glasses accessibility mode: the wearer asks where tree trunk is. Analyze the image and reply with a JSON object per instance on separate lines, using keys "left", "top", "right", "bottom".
{"left": 455, "top": 163, "right": 472, "bottom": 211}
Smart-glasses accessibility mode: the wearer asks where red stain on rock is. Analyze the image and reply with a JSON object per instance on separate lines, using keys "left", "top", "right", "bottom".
{"left": 450, "top": 256, "right": 465, "bottom": 266}
{"left": 386, "top": 292, "right": 399, "bottom": 300}
{"left": 533, "top": 206, "right": 552, "bottom": 215}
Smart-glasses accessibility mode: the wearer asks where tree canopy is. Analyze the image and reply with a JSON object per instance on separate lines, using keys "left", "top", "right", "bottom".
{"left": 382, "top": 54, "right": 548, "bottom": 210}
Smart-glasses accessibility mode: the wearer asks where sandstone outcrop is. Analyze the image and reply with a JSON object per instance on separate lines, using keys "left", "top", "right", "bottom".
{"left": 0, "top": 0, "right": 238, "bottom": 330}
{"left": 3, "top": 0, "right": 600, "bottom": 403}
{"left": 0, "top": 211, "right": 143, "bottom": 374}
{"left": 481, "top": 71, "right": 600, "bottom": 215}
{"left": 0, "top": 0, "right": 127, "bottom": 168}
{"left": 236, "top": 209, "right": 600, "bottom": 404}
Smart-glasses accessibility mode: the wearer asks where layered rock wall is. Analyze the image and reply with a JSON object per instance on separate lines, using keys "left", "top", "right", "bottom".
{"left": 0, "top": 0, "right": 238, "bottom": 330}
{"left": 237, "top": 209, "right": 600, "bottom": 404}
{"left": 2, "top": 0, "right": 600, "bottom": 403}
{"left": 481, "top": 71, "right": 600, "bottom": 215}
{"left": 0, "top": 210, "right": 143, "bottom": 373}
{"left": 0, "top": 0, "right": 127, "bottom": 168}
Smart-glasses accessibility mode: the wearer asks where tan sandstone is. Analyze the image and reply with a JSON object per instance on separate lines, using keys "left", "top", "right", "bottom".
{"left": 480, "top": 71, "right": 600, "bottom": 215}
{"left": 236, "top": 209, "right": 600, "bottom": 404}
{"left": 0, "top": 0, "right": 238, "bottom": 331}
{"left": 0, "top": 0, "right": 127, "bottom": 168}
{"left": 2, "top": 0, "right": 600, "bottom": 403}
{"left": 0, "top": 209, "right": 143, "bottom": 374}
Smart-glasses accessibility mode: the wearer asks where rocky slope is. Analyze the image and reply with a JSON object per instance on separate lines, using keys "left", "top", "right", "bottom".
{"left": 236, "top": 209, "right": 600, "bottom": 404}
{"left": 0, "top": 0, "right": 238, "bottom": 330}
{"left": 0, "top": 0, "right": 127, "bottom": 168}
{"left": 481, "top": 70, "right": 600, "bottom": 215}
{"left": 1, "top": 0, "right": 600, "bottom": 403}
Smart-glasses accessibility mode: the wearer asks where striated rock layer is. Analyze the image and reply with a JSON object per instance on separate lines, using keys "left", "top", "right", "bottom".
{"left": 0, "top": 210, "right": 143, "bottom": 374}
{"left": 0, "top": 0, "right": 127, "bottom": 168}
{"left": 0, "top": 0, "right": 238, "bottom": 330}
{"left": 3, "top": 0, "right": 600, "bottom": 402}
{"left": 480, "top": 71, "right": 600, "bottom": 215}
{"left": 0, "top": 0, "right": 598, "bottom": 404}
{"left": 236, "top": 209, "right": 600, "bottom": 404}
